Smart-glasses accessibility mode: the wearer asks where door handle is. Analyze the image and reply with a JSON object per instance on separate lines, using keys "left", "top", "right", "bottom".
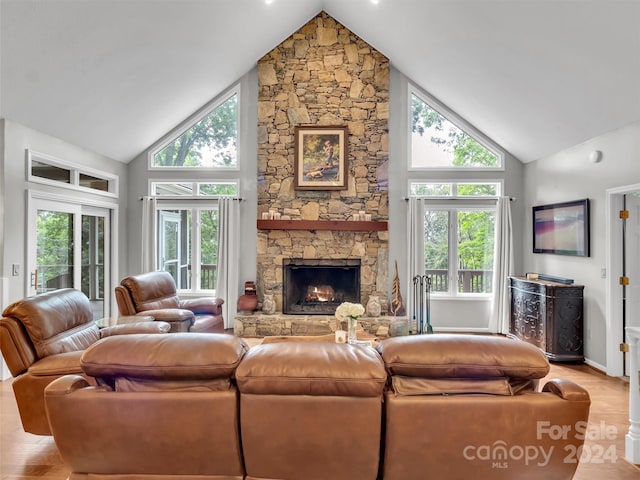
{"left": 30, "top": 269, "right": 38, "bottom": 289}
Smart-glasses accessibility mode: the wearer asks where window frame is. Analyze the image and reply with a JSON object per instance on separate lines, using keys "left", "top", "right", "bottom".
{"left": 27, "top": 149, "right": 119, "bottom": 198}
{"left": 409, "top": 180, "right": 502, "bottom": 198}
{"left": 148, "top": 84, "right": 241, "bottom": 171}
{"left": 408, "top": 84, "right": 505, "bottom": 172}
{"left": 150, "top": 180, "right": 240, "bottom": 198}
{"left": 155, "top": 198, "right": 222, "bottom": 294}
{"left": 417, "top": 194, "right": 498, "bottom": 299}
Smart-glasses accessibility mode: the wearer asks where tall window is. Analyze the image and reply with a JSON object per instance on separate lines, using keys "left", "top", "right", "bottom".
{"left": 412, "top": 182, "right": 498, "bottom": 296}
{"left": 148, "top": 84, "right": 241, "bottom": 293}
{"left": 157, "top": 205, "right": 219, "bottom": 291}
{"left": 152, "top": 183, "right": 237, "bottom": 292}
{"left": 410, "top": 91, "right": 501, "bottom": 169}
{"left": 151, "top": 90, "right": 238, "bottom": 169}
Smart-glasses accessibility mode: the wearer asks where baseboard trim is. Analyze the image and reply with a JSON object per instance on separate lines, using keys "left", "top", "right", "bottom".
{"left": 584, "top": 358, "right": 607, "bottom": 375}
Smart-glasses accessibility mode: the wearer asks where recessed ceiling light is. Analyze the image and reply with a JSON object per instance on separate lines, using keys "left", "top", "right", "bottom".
{"left": 371, "top": 0, "right": 380, "bottom": 4}
{"left": 265, "top": 0, "right": 273, "bottom": 4}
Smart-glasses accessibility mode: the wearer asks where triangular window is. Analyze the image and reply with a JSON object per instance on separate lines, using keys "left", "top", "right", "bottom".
{"left": 152, "top": 92, "right": 238, "bottom": 168}
{"left": 410, "top": 92, "right": 501, "bottom": 169}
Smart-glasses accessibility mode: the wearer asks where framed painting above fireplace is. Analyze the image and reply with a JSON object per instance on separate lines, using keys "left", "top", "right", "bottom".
{"left": 294, "top": 126, "right": 348, "bottom": 191}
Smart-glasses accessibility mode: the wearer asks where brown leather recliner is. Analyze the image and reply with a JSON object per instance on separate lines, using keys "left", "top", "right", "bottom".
{"left": 45, "top": 333, "right": 249, "bottom": 479}
{"left": 115, "top": 271, "right": 224, "bottom": 333}
{"left": 376, "top": 334, "right": 592, "bottom": 480}
{"left": 0, "top": 288, "right": 170, "bottom": 435}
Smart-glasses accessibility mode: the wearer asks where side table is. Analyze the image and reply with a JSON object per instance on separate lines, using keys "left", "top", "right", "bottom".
{"left": 95, "top": 315, "right": 155, "bottom": 328}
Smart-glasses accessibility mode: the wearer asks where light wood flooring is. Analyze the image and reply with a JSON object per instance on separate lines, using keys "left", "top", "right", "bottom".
{"left": 1, "top": 358, "right": 639, "bottom": 479}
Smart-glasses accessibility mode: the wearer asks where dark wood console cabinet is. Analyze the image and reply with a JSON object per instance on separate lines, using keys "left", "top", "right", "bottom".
{"left": 508, "top": 276, "right": 584, "bottom": 362}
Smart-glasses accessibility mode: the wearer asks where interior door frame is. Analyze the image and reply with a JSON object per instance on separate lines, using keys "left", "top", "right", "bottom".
{"left": 606, "top": 182, "right": 640, "bottom": 377}
{"left": 26, "top": 190, "right": 119, "bottom": 318}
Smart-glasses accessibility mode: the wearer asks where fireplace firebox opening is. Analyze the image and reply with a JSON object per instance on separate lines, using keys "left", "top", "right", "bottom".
{"left": 283, "top": 258, "right": 361, "bottom": 315}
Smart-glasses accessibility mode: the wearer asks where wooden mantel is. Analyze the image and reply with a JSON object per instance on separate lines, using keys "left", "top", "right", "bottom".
{"left": 257, "top": 219, "right": 388, "bottom": 231}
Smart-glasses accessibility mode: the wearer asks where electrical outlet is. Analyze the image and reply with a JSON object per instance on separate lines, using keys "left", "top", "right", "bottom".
{"left": 12, "top": 264, "right": 20, "bottom": 276}
{"left": 601, "top": 268, "right": 607, "bottom": 279}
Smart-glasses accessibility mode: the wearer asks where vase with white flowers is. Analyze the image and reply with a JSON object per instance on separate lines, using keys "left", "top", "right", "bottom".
{"left": 335, "top": 302, "right": 365, "bottom": 344}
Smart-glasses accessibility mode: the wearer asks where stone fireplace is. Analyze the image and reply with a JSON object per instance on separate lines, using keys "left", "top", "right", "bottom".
{"left": 283, "top": 258, "right": 361, "bottom": 314}
{"left": 255, "top": 12, "right": 390, "bottom": 316}
{"left": 228, "top": 12, "right": 406, "bottom": 338}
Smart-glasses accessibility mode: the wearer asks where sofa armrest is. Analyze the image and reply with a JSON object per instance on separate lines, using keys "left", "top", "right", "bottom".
{"left": 45, "top": 375, "right": 91, "bottom": 395}
{"left": 139, "top": 308, "right": 193, "bottom": 321}
{"left": 180, "top": 297, "right": 224, "bottom": 315}
{"left": 99, "top": 322, "right": 171, "bottom": 338}
{"left": 542, "top": 378, "right": 591, "bottom": 402}
{"left": 132, "top": 309, "right": 194, "bottom": 333}
{"left": 0, "top": 316, "right": 37, "bottom": 376}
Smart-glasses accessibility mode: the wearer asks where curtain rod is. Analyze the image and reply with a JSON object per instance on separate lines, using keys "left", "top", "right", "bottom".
{"left": 139, "top": 196, "right": 244, "bottom": 201}
{"left": 402, "top": 196, "right": 516, "bottom": 202}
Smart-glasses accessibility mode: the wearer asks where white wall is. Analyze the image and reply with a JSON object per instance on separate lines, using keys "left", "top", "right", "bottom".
{"left": 0, "top": 119, "right": 128, "bottom": 304}
{"left": 523, "top": 120, "right": 640, "bottom": 368}
{"left": 123, "top": 69, "right": 258, "bottom": 293}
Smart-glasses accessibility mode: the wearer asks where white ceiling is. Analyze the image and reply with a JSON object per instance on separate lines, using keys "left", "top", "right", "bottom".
{"left": 2, "top": 0, "right": 639, "bottom": 164}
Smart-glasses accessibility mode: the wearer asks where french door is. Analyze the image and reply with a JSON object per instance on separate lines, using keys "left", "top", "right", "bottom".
{"left": 28, "top": 197, "right": 112, "bottom": 319}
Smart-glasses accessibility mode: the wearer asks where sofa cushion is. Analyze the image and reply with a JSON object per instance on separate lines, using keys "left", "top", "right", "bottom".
{"left": 120, "top": 271, "right": 181, "bottom": 311}
{"left": 114, "top": 377, "right": 231, "bottom": 392}
{"left": 391, "top": 375, "right": 513, "bottom": 396}
{"left": 377, "top": 334, "right": 550, "bottom": 380}
{"left": 28, "top": 350, "right": 84, "bottom": 376}
{"left": 80, "top": 333, "right": 249, "bottom": 380}
{"left": 2, "top": 288, "right": 99, "bottom": 358}
{"left": 236, "top": 342, "right": 387, "bottom": 397}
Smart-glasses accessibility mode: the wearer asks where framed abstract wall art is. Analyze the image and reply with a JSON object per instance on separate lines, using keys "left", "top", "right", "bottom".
{"left": 532, "top": 198, "right": 590, "bottom": 256}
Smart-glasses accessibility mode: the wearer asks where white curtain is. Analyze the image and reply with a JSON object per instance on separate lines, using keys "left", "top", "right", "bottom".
{"left": 216, "top": 198, "right": 240, "bottom": 329}
{"left": 490, "top": 196, "right": 514, "bottom": 334}
{"left": 407, "top": 197, "right": 424, "bottom": 328}
{"left": 141, "top": 196, "right": 156, "bottom": 273}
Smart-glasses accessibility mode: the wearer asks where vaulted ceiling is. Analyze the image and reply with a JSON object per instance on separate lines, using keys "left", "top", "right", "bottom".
{"left": 2, "top": 0, "right": 639, "bottom": 164}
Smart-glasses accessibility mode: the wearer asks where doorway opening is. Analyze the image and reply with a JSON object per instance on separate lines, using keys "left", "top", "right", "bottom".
{"left": 28, "top": 193, "right": 116, "bottom": 319}
{"left": 606, "top": 183, "right": 640, "bottom": 377}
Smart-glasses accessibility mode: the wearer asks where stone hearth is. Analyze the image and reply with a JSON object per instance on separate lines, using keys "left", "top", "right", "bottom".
{"left": 234, "top": 313, "right": 408, "bottom": 338}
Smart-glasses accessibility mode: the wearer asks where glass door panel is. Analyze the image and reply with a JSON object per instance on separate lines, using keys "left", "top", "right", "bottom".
{"left": 199, "top": 209, "right": 218, "bottom": 290}
{"left": 159, "top": 210, "right": 181, "bottom": 283}
{"left": 81, "top": 208, "right": 109, "bottom": 319}
{"left": 36, "top": 209, "right": 74, "bottom": 294}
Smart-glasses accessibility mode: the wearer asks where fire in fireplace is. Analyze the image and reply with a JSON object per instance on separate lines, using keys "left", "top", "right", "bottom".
{"left": 283, "top": 258, "right": 361, "bottom": 315}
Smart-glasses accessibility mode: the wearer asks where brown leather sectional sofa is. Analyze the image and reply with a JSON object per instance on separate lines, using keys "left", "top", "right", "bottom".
{"left": 44, "top": 332, "right": 590, "bottom": 480}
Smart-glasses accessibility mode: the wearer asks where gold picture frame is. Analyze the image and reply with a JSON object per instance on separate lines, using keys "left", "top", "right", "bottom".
{"left": 294, "top": 126, "right": 348, "bottom": 190}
